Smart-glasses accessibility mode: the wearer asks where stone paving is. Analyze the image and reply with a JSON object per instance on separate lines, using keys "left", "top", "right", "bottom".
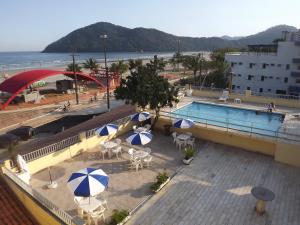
{"left": 30, "top": 132, "right": 205, "bottom": 223}
{"left": 128, "top": 142, "right": 300, "bottom": 225}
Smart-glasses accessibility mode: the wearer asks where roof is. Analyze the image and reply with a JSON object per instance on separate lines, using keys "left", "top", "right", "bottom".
{"left": 16, "top": 104, "right": 135, "bottom": 155}
{"left": 0, "top": 177, "right": 39, "bottom": 225}
{"left": 0, "top": 69, "right": 105, "bottom": 110}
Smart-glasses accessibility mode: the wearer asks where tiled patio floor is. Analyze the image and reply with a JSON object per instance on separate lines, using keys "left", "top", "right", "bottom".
{"left": 30, "top": 132, "right": 206, "bottom": 223}
{"left": 128, "top": 142, "right": 300, "bottom": 225}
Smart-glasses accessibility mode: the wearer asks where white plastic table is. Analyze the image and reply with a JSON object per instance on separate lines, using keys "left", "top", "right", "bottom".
{"left": 78, "top": 197, "right": 102, "bottom": 213}
{"left": 103, "top": 141, "right": 118, "bottom": 149}
{"left": 134, "top": 150, "right": 149, "bottom": 159}
{"left": 135, "top": 127, "right": 148, "bottom": 133}
{"left": 177, "top": 134, "right": 191, "bottom": 141}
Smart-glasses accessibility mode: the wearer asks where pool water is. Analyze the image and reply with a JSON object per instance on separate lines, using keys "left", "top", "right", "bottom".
{"left": 172, "top": 102, "right": 284, "bottom": 137}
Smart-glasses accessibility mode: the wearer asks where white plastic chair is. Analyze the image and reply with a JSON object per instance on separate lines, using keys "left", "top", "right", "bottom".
{"left": 172, "top": 132, "right": 177, "bottom": 144}
{"left": 143, "top": 156, "right": 153, "bottom": 168}
{"left": 144, "top": 147, "right": 151, "bottom": 155}
{"left": 95, "top": 196, "right": 108, "bottom": 209}
{"left": 186, "top": 137, "right": 195, "bottom": 148}
{"left": 129, "top": 158, "right": 142, "bottom": 172}
{"left": 176, "top": 139, "right": 186, "bottom": 150}
{"left": 128, "top": 148, "right": 136, "bottom": 158}
{"left": 89, "top": 206, "right": 106, "bottom": 224}
{"left": 219, "top": 90, "right": 229, "bottom": 102}
{"left": 74, "top": 197, "right": 87, "bottom": 218}
{"left": 144, "top": 124, "right": 151, "bottom": 131}
{"left": 100, "top": 148, "right": 108, "bottom": 160}
{"left": 112, "top": 146, "right": 122, "bottom": 160}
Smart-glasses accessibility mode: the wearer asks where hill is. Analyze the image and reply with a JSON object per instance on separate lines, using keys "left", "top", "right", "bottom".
{"left": 42, "top": 22, "right": 297, "bottom": 53}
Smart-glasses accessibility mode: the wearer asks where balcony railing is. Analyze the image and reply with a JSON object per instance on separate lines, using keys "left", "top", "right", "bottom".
{"left": 293, "top": 58, "right": 300, "bottom": 63}
{"left": 2, "top": 167, "right": 84, "bottom": 225}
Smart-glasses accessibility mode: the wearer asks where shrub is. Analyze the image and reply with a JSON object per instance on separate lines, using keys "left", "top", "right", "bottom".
{"left": 184, "top": 146, "right": 195, "bottom": 160}
{"left": 109, "top": 209, "right": 129, "bottom": 225}
{"left": 151, "top": 170, "right": 169, "bottom": 192}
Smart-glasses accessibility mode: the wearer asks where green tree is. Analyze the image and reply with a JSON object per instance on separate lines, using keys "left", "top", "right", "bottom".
{"left": 66, "top": 63, "right": 82, "bottom": 72}
{"left": 110, "top": 60, "right": 129, "bottom": 78}
{"left": 183, "top": 54, "right": 204, "bottom": 85}
{"left": 128, "top": 59, "right": 143, "bottom": 71}
{"left": 115, "top": 56, "right": 178, "bottom": 127}
{"left": 83, "top": 58, "right": 99, "bottom": 74}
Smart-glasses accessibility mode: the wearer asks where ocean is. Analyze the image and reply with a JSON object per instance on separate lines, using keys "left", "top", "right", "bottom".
{"left": 0, "top": 51, "right": 194, "bottom": 72}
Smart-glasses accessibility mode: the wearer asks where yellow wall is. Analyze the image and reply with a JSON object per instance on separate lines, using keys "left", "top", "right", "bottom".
{"left": 274, "top": 142, "right": 300, "bottom": 167}
{"left": 1, "top": 175, "right": 62, "bottom": 225}
{"left": 192, "top": 89, "right": 300, "bottom": 108}
{"left": 5, "top": 120, "right": 135, "bottom": 175}
{"left": 155, "top": 117, "right": 276, "bottom": 156}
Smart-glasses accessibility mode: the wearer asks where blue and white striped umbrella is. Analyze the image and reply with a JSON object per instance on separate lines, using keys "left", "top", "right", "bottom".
{"left": 126, "top": 131, "right": 153, "bottom": 145}
{"left": 67, "top": 168, "right": 109, "bottom": 197}
{"left": 173, "top": 118, "right": 195, "bottom": 129}
{"left": 131, "top": 112, "right": 150, "bottom": 122}
{"left": 95, "top": 124, "right": 118, "bottom": 136}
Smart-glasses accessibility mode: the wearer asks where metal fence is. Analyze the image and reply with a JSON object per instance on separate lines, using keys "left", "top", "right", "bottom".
{"left": 22, "top": 135, "right": 80, "bottom": 162}
{"left": 2, "top": 167, "right": 83, "bottom": 225}
{"left": 161, "top": 110, "right": 300, "bottom": 143}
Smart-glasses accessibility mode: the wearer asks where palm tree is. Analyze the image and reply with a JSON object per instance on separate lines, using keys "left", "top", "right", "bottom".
{"left": 110, "top": 60, "right": 129, "bottom": 78}
{"left": 183, "top": 54, "right": 202, "bottom": 85}
{"left": 83, "top": 58, "right": 99, "bottom": 75}
{"left": 66, "top": 63, "right": 82, "bottom": 72}
{"left": 128, "top": 59, "right": 143, "bottom": 71}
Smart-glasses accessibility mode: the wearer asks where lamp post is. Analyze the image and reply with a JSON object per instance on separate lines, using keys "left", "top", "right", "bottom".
{"left": 71, "top": 53, "right": 79, "bottom": 104}
{"left": 100, "top": 34, "right": 110, "bottom": 111}
{"left": 177, "top": 39, "right": 180, "bottom": 71}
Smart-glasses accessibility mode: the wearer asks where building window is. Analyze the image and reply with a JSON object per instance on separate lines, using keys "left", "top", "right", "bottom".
{"left": 261, "top": 76, "right": 264, "bottom": 81}
{"left": 269, "top": 76, "right": 273, "bottom": 79}
{"left": 237, "top": 86, "right": 240, "bottom": 89}
{"left": 232, "top": 85, "right": 235, "bottom": 90}
{"left": 276, "top": 77, "right": 280, "bottom": 80}
{"left": 231, "top": 62, "right": 235, "bottom": 67}
{"left": 271, "top": 64, "right": 275, "bottom": 66}
{"left": 298, "top": 65, "right": 300, "bottom": 70}
{"left": 284, "top": 77, "right": 288, "bottom": 83}
{"left": 247, "top": 87, "right": 251, "bottom": 90}
{"left": 238, "top": 74, "right": 242, "bottom": 77}
{"left": 268, "top": 89, "right": 272, "bottom": 92}
{"left": 239, "top": 62, "right": 243, "bottom": 65}
{"left": 248, "top": 75, "right": 252, "bottom": 80}
{"left": 262, "top": 63, "right": 267, "bottom": 69}
{"left": 286, "top": 64, "right": 290, "bottom": 70}
{"left": 296, "top": 79, "right": 300, "bottom": 84}
{"left": 259, "top": 88, "right": 263, "bottom": 93}
{"left": 277, "top": 64, "right": 281, "bottom": 67}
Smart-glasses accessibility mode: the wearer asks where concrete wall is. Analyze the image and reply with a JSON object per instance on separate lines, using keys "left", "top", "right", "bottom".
{"left": 156, "top": 117, "right": 300, "bottom": 167}
{"left": 192, "top": 89, "right": 300, "bottom": 108}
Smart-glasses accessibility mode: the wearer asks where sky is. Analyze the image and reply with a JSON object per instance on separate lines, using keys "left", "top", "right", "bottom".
{"left": 0, "top": 0, "right": 299, "bottom": 51}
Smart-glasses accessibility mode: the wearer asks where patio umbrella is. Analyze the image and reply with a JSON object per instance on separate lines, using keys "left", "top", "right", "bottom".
{"left": 95, "top": 123, "right": 118, "bottom": 136}
{"left": 173, "top": 118, "right": 195, "bottom": 129}
{"left": 131, "top": 112, "right": 150, "bottom": 122}
{"left": 67, "top": 168, "right": 109, "bottom": 197}
{"left": 126, "top": 131, "right": 153, "bottom": 145}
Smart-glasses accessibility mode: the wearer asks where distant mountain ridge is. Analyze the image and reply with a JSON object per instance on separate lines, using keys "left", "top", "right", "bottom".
{"left": 43, "top": 23, "right": 297, "bottom": 53}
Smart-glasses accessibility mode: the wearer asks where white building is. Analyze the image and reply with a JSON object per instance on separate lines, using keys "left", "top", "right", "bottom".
{"left": 225, "top": 30, "right": 300, "bottom": 96}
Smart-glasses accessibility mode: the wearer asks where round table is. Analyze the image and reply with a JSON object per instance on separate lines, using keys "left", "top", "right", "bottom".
{"left": 177, "top": 134, "right": 191, "bottom": 141}
{"left": 102, "top": 142, "right": 118, "bottom": 158}
{"left": 251, "top": 186, "right": 275, "bottom": 215}
{"left": 134, "top": 150, "right": 149, "bottom": 159}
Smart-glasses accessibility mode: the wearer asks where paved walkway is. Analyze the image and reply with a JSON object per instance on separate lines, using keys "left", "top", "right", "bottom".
{"left": 128, "top": 142, "right": 300, "bottom": 225}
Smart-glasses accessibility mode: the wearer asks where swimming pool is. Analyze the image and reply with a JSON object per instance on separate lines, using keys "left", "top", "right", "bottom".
{"left": 171, "top": 102, "right": 284, "bottom": 137}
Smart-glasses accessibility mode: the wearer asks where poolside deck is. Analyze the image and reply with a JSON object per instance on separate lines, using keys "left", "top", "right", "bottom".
{"left": 128, "top": 142, "right": 300, "bottom": 225}
{"left": 30, "top": 132, "right": 205, "bottom": 222}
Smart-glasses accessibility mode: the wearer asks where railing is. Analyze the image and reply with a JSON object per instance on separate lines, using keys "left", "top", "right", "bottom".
{"left": 192, "top": 86, "right": 300, "bottom": 100}
{"left": 22, "top": 135, "right": 80, "bottom": 162}
{"left": 161, "top": 110, "right": 300, "bottom": 143}
{"left": 2, "top": 167, "right": 83, "bottom": 225}
{"left": 85, "top": 115, "right": 132, "bottom": 139}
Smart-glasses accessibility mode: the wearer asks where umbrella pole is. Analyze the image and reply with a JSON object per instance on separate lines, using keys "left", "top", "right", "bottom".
{"left": 48, "top": 167, "right": 53, "bottom": 184}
